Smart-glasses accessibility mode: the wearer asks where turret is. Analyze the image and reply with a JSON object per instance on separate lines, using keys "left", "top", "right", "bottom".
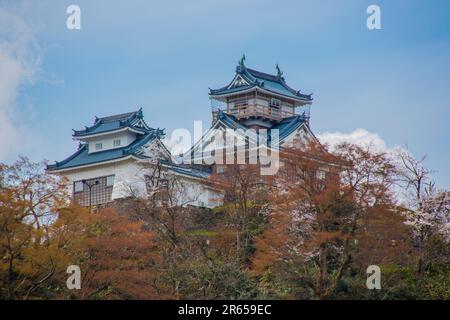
{"left": 209, "top": 55, "right": 312, "bottom": 129}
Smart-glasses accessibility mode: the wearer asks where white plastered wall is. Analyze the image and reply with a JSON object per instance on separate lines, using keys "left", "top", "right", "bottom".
{"left": 57, "top": 158, "right": 221, "bottom": 208}
{"left": 58, "top": 159, "right": 147, "bottom": 201}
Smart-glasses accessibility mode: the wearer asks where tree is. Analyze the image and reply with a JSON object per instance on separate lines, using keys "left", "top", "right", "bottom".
{"left": 1, "top": 157, "right": 162, "bottom": 300}
{"left": 0, "top": 157, "right": 88, "bottom": 299}
{"left": 119, "top": 161, "right": 269, "bottom": 299}
{"left": 65, "top": 208, "right": 162, "bottom": 300}
{"left": 209, "top": 164, "right": 269, "bottom": 265}
{"left": 395, "top": 149, "right": 450, "bottom": 284}
{"left": 119, "top": 160, "right": 203, "bottom": 298}
{"left": 252, "top": 142, "right": 398, "bottom": 299}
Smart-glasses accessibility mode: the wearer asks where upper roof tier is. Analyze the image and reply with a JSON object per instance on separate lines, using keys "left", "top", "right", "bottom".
{"left": 209, "top": 56, "right": 313, "bottom": 103}
{"left": 48, "top": 109, "right": 166, "bottom": 172}
{"left": 72, "top": 108, "right": 151, "bottom": 138}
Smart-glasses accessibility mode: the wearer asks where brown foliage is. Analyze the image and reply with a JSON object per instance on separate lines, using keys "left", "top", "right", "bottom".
{"left": 0, "top": 157, "right": 77, "bottom": 299}
{"left": 251, "top": 141, "right": 399, "bottom": 299}
{"left": 209, "top": 164, "right": 269, "bottom": 265}
{"left": 71, "top": 208, "right": 163, "bottom": 300}
{"left": 354, "top": 206, "right": 413, "bottom": 267}
{"left": 0, "top": 158, "right": 163, "bottom": 300}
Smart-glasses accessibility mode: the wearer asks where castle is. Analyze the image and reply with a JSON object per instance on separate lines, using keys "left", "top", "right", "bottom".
{"left": 47, "top": 57, "right": 318, "bottom": 208}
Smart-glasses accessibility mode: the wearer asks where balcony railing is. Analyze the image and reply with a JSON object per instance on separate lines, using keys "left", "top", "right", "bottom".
{"left": 228, "top": 104, "right": 295, "bottom": 121}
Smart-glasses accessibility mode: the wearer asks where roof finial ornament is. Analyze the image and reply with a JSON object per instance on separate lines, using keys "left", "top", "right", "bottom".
{"left": 237, "top": 54, "right": 246, "bottom": 72}
{"left": 239, "top": 54, "right": 246, "bottom": 67}
{"left": 276, "top": 63, "right": 283, "bottom": 78}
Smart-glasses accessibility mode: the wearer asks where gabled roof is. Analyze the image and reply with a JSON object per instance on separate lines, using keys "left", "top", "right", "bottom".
{"left": 272, "top": 114, "right": 308, "bottom": 142}
{"left": 216, "top": 111, "right": 309, "bottom": 144}
{"left": 47, "top": 130, "right": 165, "bottom": 172}
{"left": 72, "top": 108, "right": 150, "bottom": 138}
{"left": 48, "top": 110, "right": 166, "bottom": 172}
{"left": 209, "top": 56, "right": 312, "bottom": 102}
{"left": 182, "top": 110, "right": 313, "bottom": 163}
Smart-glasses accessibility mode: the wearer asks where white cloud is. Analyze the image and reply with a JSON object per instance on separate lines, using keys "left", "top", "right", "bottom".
{"left": 317, "top": 128, "right": 390, "bottom": 153}
{"left": 318, "top": 128, "right": 411, "bottom": 205}
{"left": 0, "top": 6, "right": 40, "bottom": 161}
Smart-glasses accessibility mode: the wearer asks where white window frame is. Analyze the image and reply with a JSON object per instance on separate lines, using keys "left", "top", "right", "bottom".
{"left": 74, "top": 181, "right": 83, "bottom": 193}
{"left": 95, "top": 142, "right": 103, "bottom": 151}
{"left": 113, "top": 139, "right": 121, "bottom": 147}
{"left": 106, "top": 175, "right": 115, "bottom": 187}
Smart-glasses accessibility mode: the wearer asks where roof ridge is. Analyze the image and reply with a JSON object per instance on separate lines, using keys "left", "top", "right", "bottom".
{"left": 247, "top": 68, "right": 307, "bottom": 97}
{"left": 97, "top": 109, "right": 142, "bottom": 123}
{"left": 73, "top": 108, "right": 151, "bottom": 137}
{"left": 246, "top": 68, "right": 279, "bottom": 82}
{"left": 210, "top": 63, "right": 312, "bottom": 102}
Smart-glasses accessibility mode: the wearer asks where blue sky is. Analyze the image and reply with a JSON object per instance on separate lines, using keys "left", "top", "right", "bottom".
{"left": 0, "top": 0, "right": 449, "bottom": 188}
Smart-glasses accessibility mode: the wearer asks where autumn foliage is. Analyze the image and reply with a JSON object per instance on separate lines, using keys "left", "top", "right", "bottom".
{"left": 1, "top": 144, "right": 449, "bottom": 300}
{"left": 0, "top": 157, "right": 160, "bottom": 299}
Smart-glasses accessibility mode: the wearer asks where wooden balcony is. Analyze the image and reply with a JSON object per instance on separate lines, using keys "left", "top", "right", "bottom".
{"left": 228, "top": 104, "right": 295, "bottom": 122}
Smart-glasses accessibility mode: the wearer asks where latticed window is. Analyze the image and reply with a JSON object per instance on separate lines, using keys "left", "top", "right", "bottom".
{"left": 234, "top": 99, "right": 248, "bottom": 108}
{"left": 73, "top": 175, "right": 114, "bottom": 206}
{"left": 270, "top": 98, "right": 281, "bottom": 107}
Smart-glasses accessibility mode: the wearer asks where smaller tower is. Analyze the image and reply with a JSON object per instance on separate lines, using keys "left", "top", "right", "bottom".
{"left": 47, "top": 109, "right": 164, "bottom": 207}
{"left": 209, "top": 55, "right": 312, "bottom": 129}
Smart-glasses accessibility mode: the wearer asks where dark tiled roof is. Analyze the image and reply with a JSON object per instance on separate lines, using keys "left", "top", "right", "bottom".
{"left": 47, "top": 131, "right": 162, "bottom": 171}
{"left": 48, "top": 109, "right": 166, "bottom": 171}
{"left": 72, "top": 108, "right": 148, "bottom": 137}
{"left": 209, "top": 63, "right": 312, "bottom": 101}
{"left": 182, "top": 111, "right": 309, "bottom": 164}
{"left": 97, "top": 111, "right": 139, "bottom": 123}
{"left": 215, "top": 111, "right": 307, "bottom": 144}
{"left": 272, "top": 115, "right": 307, "bottom": 142}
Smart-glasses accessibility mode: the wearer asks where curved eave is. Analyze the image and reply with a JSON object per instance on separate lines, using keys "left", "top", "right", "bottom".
{"left": 49, "top": 132, "right": 158, "bottom": 173}
{"left": 46, "top": 145, "right": 87, "bottom": 171}
{"left": 210, "top": 86, "right": 312, "bottom": 103}
{"left": 47, "top": 155, "right": 142, "bottom": 173}
{"left": 73, "top": 126, "right": 148, "bottom": 139}
{"left": 163, "top": 165, "right": 211, "bottom": 181}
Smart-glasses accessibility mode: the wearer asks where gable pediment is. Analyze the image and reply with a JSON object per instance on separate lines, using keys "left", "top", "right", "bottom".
{"left": 140, "top": 139, "right": 173, "bottom": 162}
{"left": 228, "top": 75, "right": 249, "bottom": 89}
{"left": 134, "top": 119, "right": 145, "bottom": 128}
{"left": 281, "top": 125, "right": 318, "bottom": 149}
